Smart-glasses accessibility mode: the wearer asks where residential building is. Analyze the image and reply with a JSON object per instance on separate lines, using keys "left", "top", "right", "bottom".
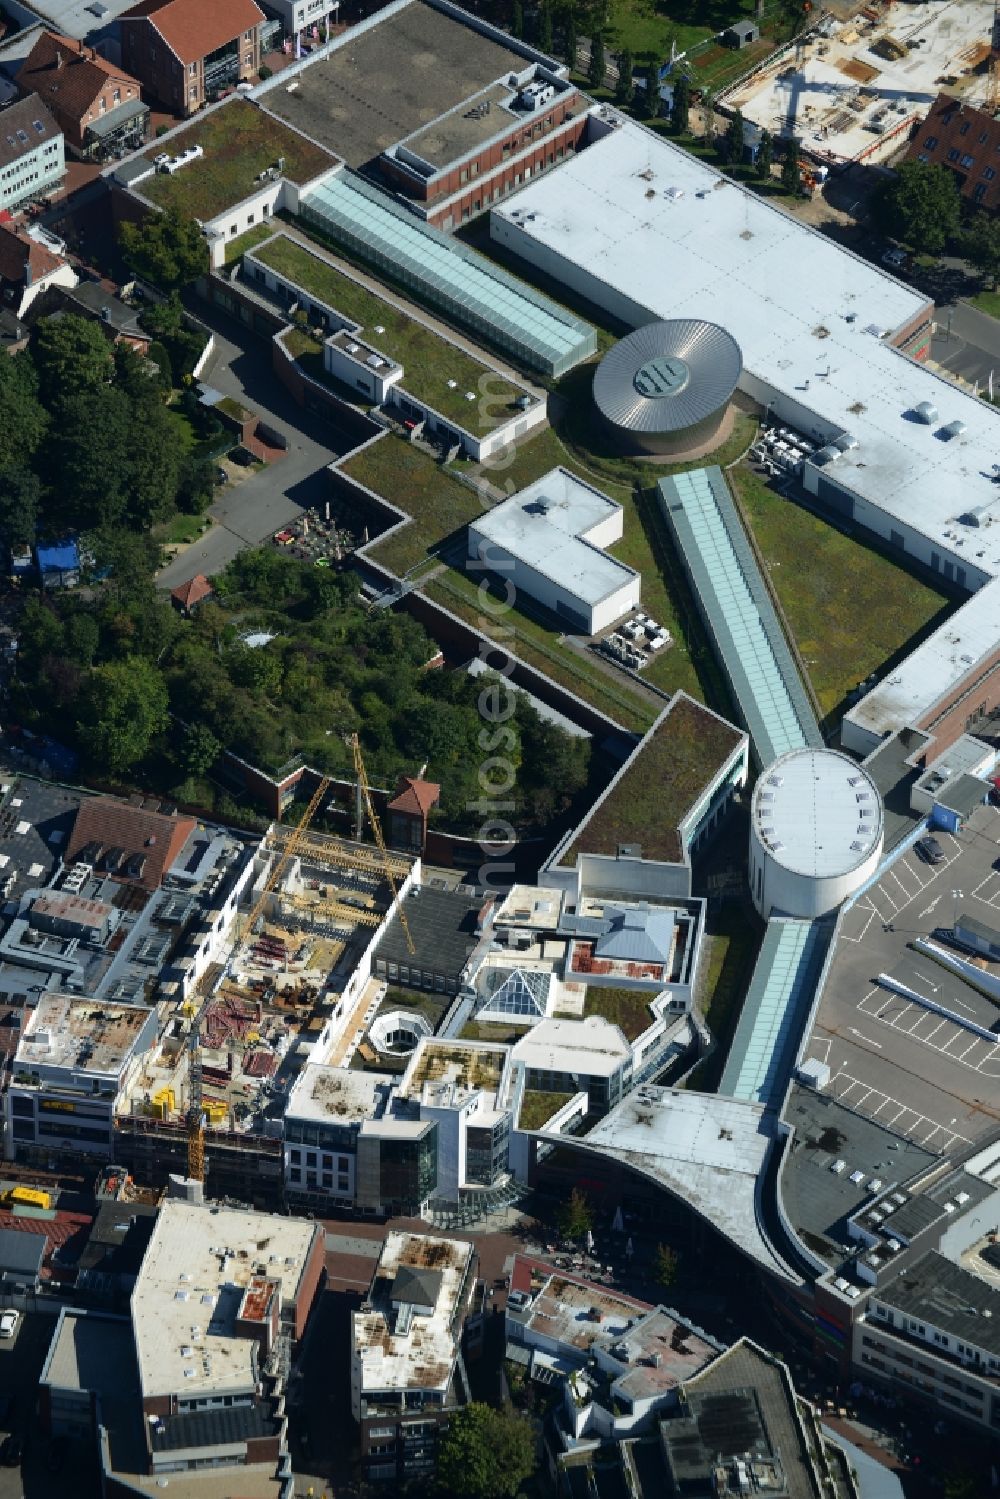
{"left": 0, "top": 95, "right": 65, "bottom": 212}
{"left": 351, "top": 1231, "right": 474, "bottom": 1484}
{"left": 905, "top": 92, "right": 1000, "bottom": 211}
{"left": 5, "top": 993, "right": 159, "bottom": 1163}
{"left": 259, "top": 0, "right": 336, "bottom": 40}
{"left": 0, "top": 224, "right": 76, "bottom": 322}
{"left": 506, "top": 1256, "right": 719, "bottom": 1446}
{"left": 40, "top": 1200, "right": 324, "bottom": 1493}
{"left": 855, "top": 1249, "right": 1000, "bottom": 1431}
{"left": 17, "top": 32, "right": 147, "bottom": 160}
{"left": 52, "top": 281, "right": 151, "bottom": 348}
{"left": 64, "top": 794, "right": 198, "bottom": 894}
{"left": 120, "top": 0, "right": 265, "bottom": 115}
{"left": 170, "top": 573, "right": 214, "bottom": 615}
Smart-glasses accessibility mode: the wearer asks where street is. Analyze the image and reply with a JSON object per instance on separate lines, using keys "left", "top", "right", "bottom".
{"left": 930, "top": 296, "right": 1000, "bottom": 392}
{"left": 156, "top": 300, "right": 361, "bottom": 591}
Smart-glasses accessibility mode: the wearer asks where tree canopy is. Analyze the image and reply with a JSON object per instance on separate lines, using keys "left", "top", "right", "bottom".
{"left": 118, "top": 206, "right": 209, "bottom": 290}
{"left": 963, "top": 210, "right": 1000, "bottom": 290}
{"left": 12, "top": 547, "right": 595, "bottom": 832}
{"left": 875, "top": 159, "right": 960, "bottom": 256}
{"left": 436, "top": 1404, "right": 535, "bottom": 1499}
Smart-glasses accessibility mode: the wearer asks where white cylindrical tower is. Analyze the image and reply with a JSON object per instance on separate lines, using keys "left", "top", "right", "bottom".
{"left": 749, "top": 748, "right": 883, "bottom": 920}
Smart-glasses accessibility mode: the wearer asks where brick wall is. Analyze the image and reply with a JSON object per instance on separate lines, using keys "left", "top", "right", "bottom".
{"left": 917, "top": 645, "right": 1000, "bottom": 755}
{"left": 292, "top": 1223, "right": 326, "bottom": 1340}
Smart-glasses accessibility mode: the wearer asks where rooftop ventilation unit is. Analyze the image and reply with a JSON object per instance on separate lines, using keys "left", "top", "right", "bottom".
{"left": 939, "top": 419, "right": 966, "bottom": 440}
{"left": 913, "top": 400, "right": 938, "bottom": 424}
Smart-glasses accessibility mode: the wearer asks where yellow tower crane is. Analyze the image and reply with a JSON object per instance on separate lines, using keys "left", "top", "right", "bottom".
{"left": 351, "top": 733, "right": 416, "bottom": 956}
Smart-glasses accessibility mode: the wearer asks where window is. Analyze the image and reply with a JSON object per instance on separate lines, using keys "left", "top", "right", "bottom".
{"left": 947, "top": 148, "right": 961, "bottom": 162}
{"left": 984, "top": 166, "right": 996, "bottom": 180}
{"left": 961, "top": 153, "right": 975, "bottom": 169}
{"left": 974, "top": 183, "right": 987, "bottom": 202}
{"left": 190, "top": 61, "right": 197, "bottom": 76}
{"left": 99, "top": 96, "right": 106, "bottom": 114}
{"left": 980, "top": 131, "right": 989, "bottom": 143}
{"left": 959, "top": 120, "right": 970, "bottom": 135}
{"left": 245, "top": 53, "right": 252, "bottom": 65}
{"left": 923, "top": 135, "right": 938, "bottom": 149}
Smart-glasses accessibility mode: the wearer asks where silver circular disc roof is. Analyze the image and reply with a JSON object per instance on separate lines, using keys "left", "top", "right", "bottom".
{"left": 593, "top": 319, "right": 742, "bottom": 435}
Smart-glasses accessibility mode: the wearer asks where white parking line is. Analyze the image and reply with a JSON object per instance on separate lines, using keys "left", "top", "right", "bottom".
{"left": 827, "top": 1068, "right": 973, "bottom": 1151}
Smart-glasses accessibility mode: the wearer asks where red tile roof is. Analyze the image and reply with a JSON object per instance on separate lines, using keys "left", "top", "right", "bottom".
{"left": 387, "top": 775, "right": 440, "bottom": 819}
{"left": 19, "top": 32, "right": 143, "bottom": 143}
{"left": 904, "top": 92, "right": 1000, "bottom": 212}
{"left": 171, "top": 573, "right": 214, "bottom": 609}
{"left": 0, "top": 221, "right": 62, "bottom": 287}
{"left": 66, "top": 795, "right": 196, "bottom": 892}
{"left": 121, "top": 0, "right": 265, "bottom": 66}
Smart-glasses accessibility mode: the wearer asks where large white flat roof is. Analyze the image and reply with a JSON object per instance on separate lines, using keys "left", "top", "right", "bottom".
{"left": 511, "top": 1014, "right": 631, "bottom": 1076}
{"left": 582, "top": 1085, "right": 798, "bottom": 1278}
{"left": 471, "top": 466, "right": 636, "bottom": 606}
{"left": 131, "top": 1202, "right": 317, "bottom": 1401}
{"left": 493, "top": 116, "right": 1000, "bottom": 576}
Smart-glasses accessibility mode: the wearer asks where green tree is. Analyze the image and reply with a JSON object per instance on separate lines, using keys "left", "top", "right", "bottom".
{"left": 756, "top": 127, "right": 773, "bottom": 180}
{"left": 942, "top": 1469, "right": 980, "bottom": 1499}
{"left": 0, "top": 466, "right": 40, "bottom": 546}
{"left": 670, "top": 71, "right": 689, "bottom": 134}
{"left": 146, "top": 340, "right": 173, "bottom": 391}
{"left": 874, "top": 159, "right": 960, "bottom": 257}
{"left": 176, "top": 454, "right": 216, "bottom": 515}
{"left": 125, "top": 398, "right": 184, "bottom": 528}
{"left": 614, "top": 46, "right": 633, "bottom": 106}
{"left": 654, "top": 1242, "right": 680, "bottom": 1287}
{"left": 45, "top": 387, "right": 133, "bottom": 532}
{"left": 0, "top": 355, "right": 46, "bottom": 474}
{"left": 436, "top": 1403, "right": 535, "bottom": 1499}
{"left": 557, "top": 1186, "right": 593, "bottom": 1240}
{"left": 511, "top": 0, "right": 523, "bottom": 37}
{"left": 33, "top": 314, "right": 113, "bottom": 410}
{"left": 963, "top": 210, "right": 1000, "bottom": 289}
{"left": 563, "top": 6, "right": 577, "bottom": 68}
{"left": 722, "top": 108, "right": 744, "bottom": 166}
{"left": 538, "top": 0, "right": 553, "bottom": 51}
{"left": 118, "top": 206, "right": 208, "bottom": 291}
{"left": 64, "top": 613, "right": 100, "bottom": 668}
{"left": 180, "top": 723, "right": 221, "bottom": 777}
{"left": 780, "top": 136, "right": 801, "bottom": 197}
{"left": 76, "top": 658, "right": 169, "bottom": 774}
{"left": 588, "top": 31, "right": 605, "bottom": 89}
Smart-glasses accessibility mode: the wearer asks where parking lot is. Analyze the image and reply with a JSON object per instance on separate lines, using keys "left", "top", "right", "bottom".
{"left": 803, "top": 802, "right": 1000, "bottom": 1154}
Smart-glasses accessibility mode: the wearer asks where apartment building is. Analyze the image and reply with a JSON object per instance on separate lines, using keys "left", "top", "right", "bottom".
{"left": 0, "top": 95, "right": 64, "bottom": 212}
{"left": 121, "top": 0, "right": 265, "bottom": 115}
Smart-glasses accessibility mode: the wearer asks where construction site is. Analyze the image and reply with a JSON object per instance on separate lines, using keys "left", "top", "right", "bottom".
{"left": 721, "top": 0, "right": 1000, "bottom": 166}
{"left": 115, "top": 756, "right": 418, "bottom": 1204}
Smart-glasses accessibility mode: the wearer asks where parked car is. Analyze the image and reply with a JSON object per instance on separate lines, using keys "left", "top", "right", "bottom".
{"left": 0, "top": 1311, "right": 20, "bottom": 1340}
{"left": 881, "top": 246, "right": 908, "bottom": 271}
{"left": 916, "top": 834, "right": 945, "bottom": 865}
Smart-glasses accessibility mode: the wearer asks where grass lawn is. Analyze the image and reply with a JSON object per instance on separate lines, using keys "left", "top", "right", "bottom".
{"left": 166, "top": 405, "right": 198, "bottom": 453}
{"left": 730, "top": 465, "right": 953, "bottom": 726}
{"left": 379, "top": 987, "right": 451, "bottom": 1032}
{"left": 972, "top": 289, "right": 1000, "bottom": 320}
{"left": 519, "top": 1089, "right": 573, "bottom": 1130}
{"left": 461, "top": 1019, "right": 532, "bottom": 1046}
{"left": 582, "top": 986, "right": 656, "bottom": 1041}
{"left": 566, "top": 694, "right": 743, "bottom": 864}
{"left": 424, "top": 568, "right": 655, "bottom": 733}
{"left": 140, "top": 99, "right": 334, "bottom": 221}
{"left": 161, "top": 512, "right": 210, "bottom": 545}
{"left": 278, "top": 327, "right": 367, "bottom": 402}
{"left": 252, "top": 235, "right": 525, "bottom": 428}
{"left": 457, "top": 401, "right": 754, "bottom": 708}
{"left": 223, "top": 222, "right": 277, "bottom": 265}
{"left": 344, "top": 436, "right": 483, "bottom": 575}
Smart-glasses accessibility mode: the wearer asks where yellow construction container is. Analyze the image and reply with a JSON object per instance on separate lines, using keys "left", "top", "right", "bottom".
{"left": 203, "top": 1099, "right": 228, "bottom": 1124}
{"left": 5, "top": 1186, "right": 52, "bottom": 1210}
{"left": 151, "top": 1087, "right": 176, "bottom": 1120}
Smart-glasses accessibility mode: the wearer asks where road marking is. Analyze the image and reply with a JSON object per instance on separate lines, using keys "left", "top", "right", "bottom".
{"left": 847, "top": 1026, "right": 883, "bottom": 1049}
{"left": 919, "top": 895, "right": 941, "bottom": 919}
{"left": 911, "top": 968, "right": 939, "bottom": 992}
